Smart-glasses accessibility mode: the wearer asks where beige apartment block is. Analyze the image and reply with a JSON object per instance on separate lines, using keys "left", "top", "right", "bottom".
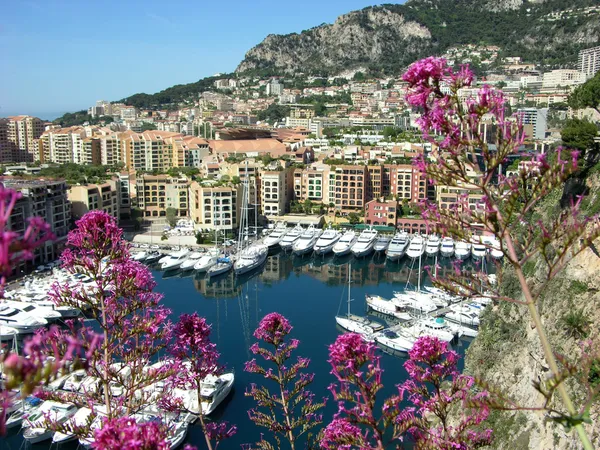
{"left": 68, "top": 179, "right": 120, "bottom": 220}
{"left": 189, "top": 182, "right": 241, "bottom": 232}
{"left": 260, "top": 167, "right": 294, "bottom": 216}
{"left": 4, "top": 115, "right": 45, "bottom": 162}
{"left": 333, "top": 165, "right": 367, "bottom": 212}
{"left": 121, "top": 130, "right": 180, "bottom": 172}
{"left": 136, "top": 174, "right": 190, "bottom": 219}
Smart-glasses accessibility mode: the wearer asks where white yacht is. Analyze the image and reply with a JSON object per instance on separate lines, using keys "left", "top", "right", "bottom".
{"left": 454, "top": 241, "right": 471, "bottom": 260}
{"left": 23, "top": 401, "right": 77, "bottom": 444}
{"left": 160, "top": 248, "right": 191, "bottom": 271}
{"left": 394, "top": 289, "right": 448, "bottom": 308}
{"left": 17, "top": 293, "right": 80, "bottom": 318}
{"left": 0, "top": 325, "right": 19, "bottom": 341}
{"left": 263, "top": 223, "right": 289, "bottom": 248}
{"left": 391, "top": 293, "right": 439, "bottom": 314}
{"left": 407, "top": 317, "right": 457, "bottom": 343}
{"left": 132, "top": 251, "right": 148, "bottom": 262}
{"left": 489, "top": 238, "right": 504, "bottom": 260}
{"left": 374, "top": 328, "right": 417, "bottom": 353}
{"left": 440, "top": 237, "right": 455, "bottom": 258}
{"left": 52, "top": 407, "right": 93, "bottom": 444}
{"left": 279, "top": 224, "right": 303, "bottom": 251}
{"left": 446, "top": 321, "right": 478, "bottom": 338}
{"left": 166, "top": 418, "right": 190, "bottom": 449}
{"left": 471, "top": 238, "right": 487, "bottom": 261}
{"left": 385, "top": 231, "right": 410, "bottom": 261}
{"left": 1, "top": 300, "right": 62, "bottom": 322}
{"left": 365, "top": 294, "right": 412, "bottom": 321}
{"left": 406, "top": 235, "right": 426, "bottom": 260}
{"left": 373, "top": 236, "right": 392, "bottom": 253}
{"left": 207, "top": 256, "right": 234, "bottom": 278}
{"left": 200, "top": 372, "right": 235, "bottom": 415}
{"left": 444, "top": 304, "right": 480, "bottom": 327}
{"left": 0, "top": 306, "right": 47, "bottom": 333}
{"left": 332, "top": 231, "right": 357, "bottom": 256}
{"left": 313, "top": 227, "right": 341, "bottom": 255}
{"left": 234, "top": 244, "right": 268, "bottom": 275}
{"left": 194, "top": 248, "right": 220, "bottom": 272}
{"left": 5, "top": 397, "right": 43, "bottom": 429}
{"left": 292, "top": 225, "right": 322, "bottom": 255}
{"left": 425, "top": 235, "right": 441, "bottom": 258}
{"left": 350, "top": 228, "right": 378, "bottom": 258}
{"left": 145, "top": 251, "right": 163, "bottom": 264}
{"left": 180, "top": 251, "right": 203, "bottom": 270}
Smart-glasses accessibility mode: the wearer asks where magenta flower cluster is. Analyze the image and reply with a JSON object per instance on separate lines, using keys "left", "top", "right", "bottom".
{"left": 92, "top": 416, "right": 169, "bottom": 450}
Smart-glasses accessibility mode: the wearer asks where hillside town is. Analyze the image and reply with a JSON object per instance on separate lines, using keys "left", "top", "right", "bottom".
{"left": 1, "top": 44, "right": 600, "bottom": 270}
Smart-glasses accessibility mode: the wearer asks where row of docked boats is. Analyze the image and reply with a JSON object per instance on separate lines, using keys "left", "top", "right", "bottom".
{"left": 4, "top": 359, "right": 235, "bottom": 447}
{"left": 262, "top": 223, "right": 504, "bottom": 262}
{"left": 0, "top": 269, "right": 94, "bottom": 339}
{"left": 333, "top": 265, "right": 487, "bottom": 354}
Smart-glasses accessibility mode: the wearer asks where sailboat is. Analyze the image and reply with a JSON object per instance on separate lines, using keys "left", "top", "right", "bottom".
{"left": 335, "top": 264, "right": 384, "bottom": 341}
{"left": 234, "top": 169, "right": 268, "bottom": 275}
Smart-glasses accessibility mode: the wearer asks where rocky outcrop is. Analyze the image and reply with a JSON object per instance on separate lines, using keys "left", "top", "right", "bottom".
{"left": 236, "top": 7, "right": 431, "bottom": 74}
{"left": 236, "top": 0, "right": 600, "bottom": 75}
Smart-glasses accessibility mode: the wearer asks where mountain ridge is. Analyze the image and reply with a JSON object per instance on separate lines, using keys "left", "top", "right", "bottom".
{"left": 235, "top": 0, "right": 600, "bottom": 76}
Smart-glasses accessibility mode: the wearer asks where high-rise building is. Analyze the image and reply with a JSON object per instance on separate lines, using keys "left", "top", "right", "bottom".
{"left": 266, "top": 79, "right": 283, "bottom": 96}
{"left": 0, "top": 115, "right": 45, "bottom": 162}
{"left": 3, "top": 178, "right": 71, "bottom": 271}
{"left": 578, "top": 45, "right": 600, "bottom": 79}
{"left": 39, "top": 127, "right": 87, "bottom": 164}
{"left": 516, "top": 108, "right": 549, "bottom": 140}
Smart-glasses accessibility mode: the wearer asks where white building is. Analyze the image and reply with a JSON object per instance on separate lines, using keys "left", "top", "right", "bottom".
{"left": 266, "top": 79, "right": 283, "bottom": 96}
{"left": 517, "top": 108, "right": 548, "bottom": 140}
{"left": 541, "top": 70, "right": 585, "bottom": 90}
{"left": 578, "top": 45, "right": 600, "bottom": 79}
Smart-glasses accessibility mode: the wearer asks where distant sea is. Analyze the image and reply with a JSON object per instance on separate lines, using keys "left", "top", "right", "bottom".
{"left": 0, "top": 111, "right": 66, "bottom": 121}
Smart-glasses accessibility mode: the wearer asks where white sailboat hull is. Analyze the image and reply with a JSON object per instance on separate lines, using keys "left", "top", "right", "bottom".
{"left": 366, "top": 295, "right": 411, "bottom": 321}
{"left": 335, "top": 316, "right": 375, "bottom": 342}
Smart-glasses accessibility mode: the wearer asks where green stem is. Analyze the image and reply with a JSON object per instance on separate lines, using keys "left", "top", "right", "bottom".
{"left": 505, "top": 234, "right": 593, "bottom": 450}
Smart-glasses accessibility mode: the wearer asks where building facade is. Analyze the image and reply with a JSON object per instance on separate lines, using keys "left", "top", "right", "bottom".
{"left": 68, "top": 179, "right": 121, "bottom": 220}
{"left": 4, "top": 116, "right": 45, "bottom": 162}
{"left": 189, "top": 182, "right": 241, "bottom": 232}
{"left": 3, "top": 179, "right": 71, "bottom": 270}
{"left": 578, "top": 45, "right": 600, "bottom": 79}
{"left": 260, "top": 167, "right": 294, "bottom": 216}
{"left": 365, "top": 199, "right": 398, "bottom": 227}
{"left": 136, "top": 174, "right": 190, "bottom": 219}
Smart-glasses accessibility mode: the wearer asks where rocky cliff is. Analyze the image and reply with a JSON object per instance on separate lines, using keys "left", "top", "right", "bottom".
{"left": 236, "top": 0, "right": 600, "bottom": 75}
{"left": 464, "top": 168, "right": 600, "bottom": 449}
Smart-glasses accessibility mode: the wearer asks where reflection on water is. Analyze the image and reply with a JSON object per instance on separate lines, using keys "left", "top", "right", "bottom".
{"left": 190, "top": 250, "right": 492, "bottom": 299}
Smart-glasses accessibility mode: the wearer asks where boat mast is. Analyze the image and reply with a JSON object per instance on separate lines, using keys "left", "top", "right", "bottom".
{"left": 347, "top": 263, "right": 351, "bottom": 318}
{"left": 418, "top": 241, "right": 422, "bottom": 292}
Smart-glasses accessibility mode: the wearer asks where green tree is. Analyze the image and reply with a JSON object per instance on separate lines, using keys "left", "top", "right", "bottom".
{"left": 347, "top": 212, "right": 362, "bottom": 224}
{"left": 569, "top": 71, "right": 600, "bottom": 115}
{"left": 141, "top": 123, "right": 158, "bottom": 131}
{"left": 166, "top": 207, "right": 178, "bottom": 227}
{"left": 353, "top": 72, "right": 365, "bottom": 82}
{"left": 303, "top": 199, "right": 314, "bottom": 214}
{"left": 561, "top": 119, "right": 599, "bottom": 153}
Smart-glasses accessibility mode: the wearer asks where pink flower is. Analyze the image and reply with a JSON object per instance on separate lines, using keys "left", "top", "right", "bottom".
{"left": 253, "top": 312, "right": 292, "bottom": 345}
{"left": 321, "top": 418, "right": 364, "bottom": 449}
{"left": 92, "top": 416, "right": 169, "bottom": 450}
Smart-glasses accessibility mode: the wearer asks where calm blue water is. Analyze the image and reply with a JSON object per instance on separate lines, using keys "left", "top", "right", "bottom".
{"left": 2, "top": 251, "right": 477, "bottom": 449}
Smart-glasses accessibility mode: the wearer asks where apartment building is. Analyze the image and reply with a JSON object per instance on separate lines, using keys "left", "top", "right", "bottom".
{"left": 68, "top": 179, "right": 120, "bottom": 220}
{"left": 121, "top": 130, "right": 180, "bottom": 171}
{"left": 293, "top": 165, "right": 330, "bottom": 205}
{"left": 98, "top": 133, "right": 123, "bottom": 166}
{"left": 386, "top": 164, "right": 427, "bottom": 201}
{"left": 260, "top": 167, "right": 294, "bottom": 216}
{"left": 332, "top": 165, "right": 366, "bottom": 212}
{"left": 39, "top": 127, "right": 86, "bottom": 164}
{"left": 3, "top": 115, "right": 45, "bottom": 162}
{"left": 578, "top": 45, "right": 600, "bottom": 78}
{"left": 3, "top": 179, "right": 71, "bottom": 270}
{"left": 117, "top": 172, "right": 133, "bottom": 219}
{"left": 541, "top": 69, "right": 585, "bottom": 90}
{"left": 189, "top": 182, "right": 241, "bottom": 232}
{"left": 436, "top": 183, "right": 484, "bottom": 214}
{"left": 365, "top": 199, "right": 398, "bottom": 227}
{"left": 136, "top": 174, "right": 190, "bottom": 219}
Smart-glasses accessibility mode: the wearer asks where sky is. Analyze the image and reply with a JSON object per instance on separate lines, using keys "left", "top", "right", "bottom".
{"left": 0, "top": 0, "right": 390, "bottom": 119}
